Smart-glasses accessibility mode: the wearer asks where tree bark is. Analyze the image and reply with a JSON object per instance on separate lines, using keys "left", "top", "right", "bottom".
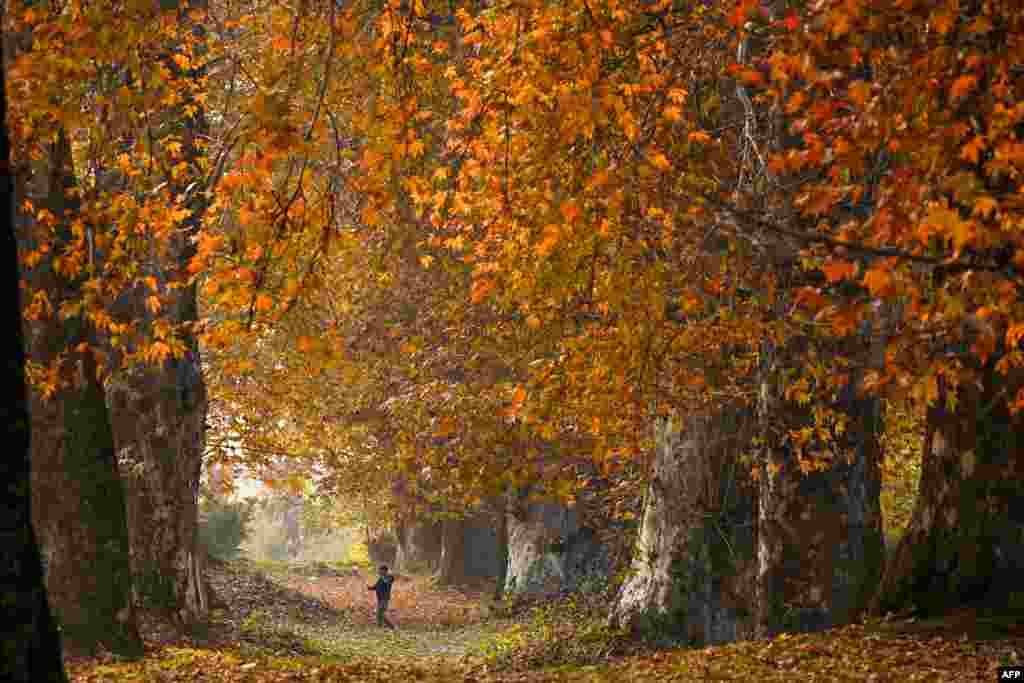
{"left": 872, "top": 365, "right": 1024, "bottom": 616}
{"left": 106, "top": 5, "right": 212, "bottom": 629}
{"left": 505, "top": 498, "right": 608, "bottom": 597}
{"left": 109, "top": 355, "right": 208, "bottom": 627}
{"left": 394, "top": 516, "right": 443, "bottom": 573}
{"left": 609, "top": 408, "right": 758, "bottom": 645}
{"left": 0, "top": 44, "right": 68, "bottom": 680}
{"left": 21, "top": 131, "right": 143, "bottom": 658}
{"left": 492, "top": 497, "right": 510, "bottom": 601}
{"left": 756, "top": 354, "right": 884, "bottom": 637}
{"left": 438, "top": 517, "right": 469, "bottom": 586}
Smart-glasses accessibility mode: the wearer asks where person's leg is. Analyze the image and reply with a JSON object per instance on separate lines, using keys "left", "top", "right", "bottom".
{"left": 380, "top": 599, "right": 394, "bottom": 628}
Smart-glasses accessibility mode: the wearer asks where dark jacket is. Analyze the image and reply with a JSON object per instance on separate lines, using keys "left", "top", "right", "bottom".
{"left": 368, "top": 574, "right": 394, "bottom": 602}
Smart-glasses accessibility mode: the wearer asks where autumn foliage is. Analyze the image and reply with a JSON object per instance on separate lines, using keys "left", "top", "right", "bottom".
{"left": 7, "top": 0, "right": 1024, "bottom": 603}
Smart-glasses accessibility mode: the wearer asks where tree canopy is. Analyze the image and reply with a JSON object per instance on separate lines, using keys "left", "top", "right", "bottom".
{"left": 8, "top": 0, "right": 1023, "bottom": 517}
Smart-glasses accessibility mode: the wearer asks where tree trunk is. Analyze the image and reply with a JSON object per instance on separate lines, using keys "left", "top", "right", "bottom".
{"left": 21, "top": 131, "right": 143, "bottom": 658}
{"left": 493, "top": 497, "right": 510, "bottom": 601}
{"left": 394, "top": 517, "right": 443, "bottom": 573}
{"left": 0, "top": 49, "right": 68, "bottom": 680}
{"left": 609, "top": 408, "right": 758, "bottom": 645}
{"left": 109, "top": 355, "right": 208, "bottom": 627}
{"left": 438, "top": 517, "right": 469, "bottom": 586}
{"left": 106, "top": 5, "right": 212, "bottom": 628}
{"left": 872, "top": 366, "right": 1024, "bottom": 616}
{"left": 505, "top": 498, "right": 609, "bottom": 597}
{"left": 756, "top": 357, "right": 884, "bottom": 637}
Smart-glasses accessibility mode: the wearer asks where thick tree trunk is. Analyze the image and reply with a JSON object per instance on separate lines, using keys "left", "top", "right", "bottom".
{"left": 756, "top": 361, "right": 884, "bottom": 637}
{"left": 872, "top": 366, "right": 1024, "bottom": 616}
{"left": 107, "top": 5, "right": 212, "bottom": 627}
{"left": 394, "top": 517, "right": 443, "bottom": 573}
{"left": 0, "top": 52, "right": 68, "bottom": 680}
{"left": 21, "top": 132, "right": 143, "bottom": 658}
{"left": 438, "top": 517, "right": 469, "bottom": 586}
{"left": 505, "top": 499, "right": 609, "bottom": 597}
{"left": 109, "top": 354, "right": 208, "bottom": 627}
{"left": 609, "top": 408, "right": 758, "bottom": 645}
{"left": 464, "top": 510, "right": 503, "bottom": 579}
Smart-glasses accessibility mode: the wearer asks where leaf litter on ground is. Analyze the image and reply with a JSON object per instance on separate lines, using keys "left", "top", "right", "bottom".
{"left": 66, "top": 558, "right": 1024, "bottom": 682}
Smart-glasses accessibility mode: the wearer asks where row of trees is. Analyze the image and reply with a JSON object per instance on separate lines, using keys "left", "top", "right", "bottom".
{"left": 201, "top": 0, "right": 1022, "bottom": 633}
{"left": 3, "top": 0, "right": 1023, "bottom": 674}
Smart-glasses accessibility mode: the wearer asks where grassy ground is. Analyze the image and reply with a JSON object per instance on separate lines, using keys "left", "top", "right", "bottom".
{"left": 64, "top": 559, "right": 1024, "bottom": 682}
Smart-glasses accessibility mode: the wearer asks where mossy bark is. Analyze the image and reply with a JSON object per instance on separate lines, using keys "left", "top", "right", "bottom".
{"left": 609, "top": 408, "right": 758, "bottom": 645}
{"left": 19, "top": 131, "right": 142, "bottom": 659}
{"left": 109, "top": 357, "right": 208, "bottom": 628}
{"left": 756, "top": 358, "right": 884, "bottom": 637}
{"left": 872, "top": 365, "right": 1024, "bottom": 616}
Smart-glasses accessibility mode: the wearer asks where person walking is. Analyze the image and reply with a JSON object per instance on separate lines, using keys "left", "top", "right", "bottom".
{"left": 367, "top": 565, "right": 395, "bottom": 628}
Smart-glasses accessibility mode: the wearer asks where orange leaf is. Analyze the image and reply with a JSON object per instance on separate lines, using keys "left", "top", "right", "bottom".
{"left": 649, "top": 151, "right": 672, "bottom": 171}
{"left": 862, "top": 267, "right": 893, "bottom": 297}
{"left": 1007, "top": 323, "right": 1024, "bottom": 349}
{"left": 949, "top": 74, "right": 977, "bottom": 101}
{"left": 821, "top": 258, "right": 857, "bottom": 283}
{"left": 470, "top": 278, "right": 496, "bottom": 304}
{"left": 254, "top": 294, "right": 274, "bottom": 312}
{"left": 972, "top": 196, "right": 998, "bottom": 219}
{"left": 960, "top": 136, "right": 986, "bottom": 164}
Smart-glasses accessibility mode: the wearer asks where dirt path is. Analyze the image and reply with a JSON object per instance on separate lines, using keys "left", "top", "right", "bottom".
{"left": 204, "top": 559, "right": 510, "bottom": 663}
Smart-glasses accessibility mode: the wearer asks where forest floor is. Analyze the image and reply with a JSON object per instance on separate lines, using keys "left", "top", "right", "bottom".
{"left": 64, "top": 558, "right": 1024, "bottom": 682}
